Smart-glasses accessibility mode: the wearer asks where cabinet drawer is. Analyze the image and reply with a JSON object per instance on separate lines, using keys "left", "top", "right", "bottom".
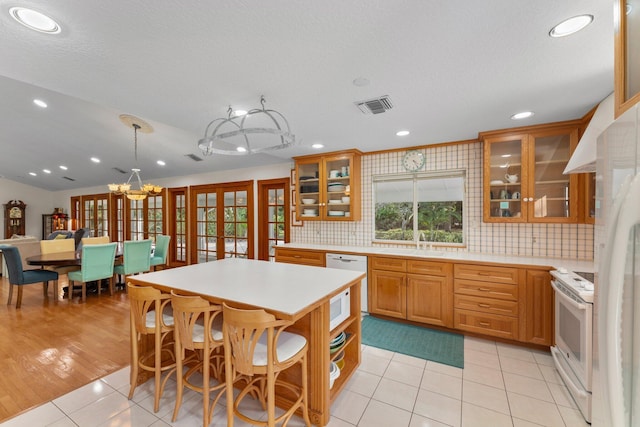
{"left": 454, "top": 264, "right": 518, "bottom": 284}
{"left": 370, "top": 256, "right": 406, "bottom": 272}
{"left": 454, "top": 294, "right": 518, "bottom": 317}
{"left": 275, "top": 248, "right": 325, "bottom": 267}
{"left": 454, "top": 279, "right": 518, "bottom": 301}
{"left": 407, "top": 260, "right": 452, "bottom": 276}
{"left": 454, "top": 309, "right": 519, "bottom": 340}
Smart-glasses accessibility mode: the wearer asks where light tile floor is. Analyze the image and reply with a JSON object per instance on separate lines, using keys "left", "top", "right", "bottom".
{"left": 0, "top": 336, "right": 590, "bottom": 427}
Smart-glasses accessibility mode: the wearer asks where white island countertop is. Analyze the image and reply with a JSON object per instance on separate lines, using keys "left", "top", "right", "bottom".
{"left": 131, "top": 258, "right": 365, "bottom": 319}
{"left": 278, "top": 243, "right": 595, "bottom": 273}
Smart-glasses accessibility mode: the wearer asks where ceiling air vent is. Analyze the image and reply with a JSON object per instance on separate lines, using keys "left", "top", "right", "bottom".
{"left": 112, "top": 167, "right": 128, "bottom": 174}
{"left": 355, "top": 95, "right": 393, "bottom": 115}
{"left": 62, "top": 176, "right": 76, "bottom": 181}
{"left": 185, "top": 153, "right": 204, "bottom": 162}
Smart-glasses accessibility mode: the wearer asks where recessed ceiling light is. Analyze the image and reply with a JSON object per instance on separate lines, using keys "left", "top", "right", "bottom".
{"left": 90, "top": 157, "right": 100, "bottom": 163}
{"left": 28, "top": 172, "right": 37, "bottom": 176}
{"left": 511, "top": 111, "right": 534, "bottom": 120}
{"left": 9, "top": 7, "right": 61, "bottom": 34}
{"left": 396, "top": 130, "right": 410, "bottom": 137}
{"left": 233, "top": 109, "right": 247, "bottom": 117}
{"left": 311, "top": 143, "right": 324, "bottom": 149}
{"left": 59, "top": 165, "right": 68, "bottom": 170}
{"left": 549, "top": 15, "right": 593, "bottom": 38}
{"left": 42, "top": 169, "right": 51, "bottom": 174}
{"left": 157, "top": 160, "right": 166, "bottom": 166}
{"left": 33, "top": 99, "right": 47, "bottom": 108}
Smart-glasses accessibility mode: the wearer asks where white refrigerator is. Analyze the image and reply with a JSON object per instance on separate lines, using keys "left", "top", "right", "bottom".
{"left": 592, "top": 102, "right": 640, "bottom": 426}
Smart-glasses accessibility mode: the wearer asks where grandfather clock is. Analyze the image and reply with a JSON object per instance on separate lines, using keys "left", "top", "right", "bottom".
{"left": 4, "top": 200, "right": 26, "bottom": 238}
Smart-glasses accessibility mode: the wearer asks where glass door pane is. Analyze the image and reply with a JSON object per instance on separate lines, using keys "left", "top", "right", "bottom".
{"left": 174, "top": 192, "right": 187, "bottom": 263}
{"left": 224, "top": 190, "right": 248, "bottom": 258}
{"left": 487, "top": 138, "right": 523, "bottom": 219}
{"left": 532, "top": 134, "right": 572, "bottom": 219}
{"left": 196, "top": 191, "right": 218, "bottom": 263}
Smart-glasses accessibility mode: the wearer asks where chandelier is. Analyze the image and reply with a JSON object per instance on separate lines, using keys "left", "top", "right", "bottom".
{"left": 108, "top": 114, "right": 162, "bottom": 200}
{"left": 198, "top": 95, "right": 295, "bottom": 156}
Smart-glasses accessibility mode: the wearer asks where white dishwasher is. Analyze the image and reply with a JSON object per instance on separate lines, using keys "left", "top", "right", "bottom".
{"left": 326, "top": 253, "right": 368, "bottom": 312}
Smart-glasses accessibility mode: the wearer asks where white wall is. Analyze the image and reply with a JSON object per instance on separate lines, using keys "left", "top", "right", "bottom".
{"left": 0, "top": 178, "right": 57, "bottom": 238}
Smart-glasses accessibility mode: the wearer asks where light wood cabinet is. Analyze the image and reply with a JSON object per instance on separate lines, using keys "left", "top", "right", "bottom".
{"left": 274, "top": 247, "right": 326, "bottom": 267}
{"left": 480, "top": 123, "right": 580, "bottom": 223}
{"left": 369, "top": 256, "right": 453, "bottom": 327}
{"left": 615, "top": 0, "right": 640, "bottom": 117}
{"left": 521, "top": 269, "right": 554, "bottom": 346}
{"left": 453, "top": 264, "right": 520, "bottom": 340}
{"left": 293, "top": 149, "right": 362, "bottom": 221}
{"left": 370, "top": 268, "right": 406, "bottom": 319}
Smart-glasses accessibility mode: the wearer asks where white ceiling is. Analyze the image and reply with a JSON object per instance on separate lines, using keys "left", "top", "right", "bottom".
{"left": 0, "top": 1, "right": 614, "bottom": 192}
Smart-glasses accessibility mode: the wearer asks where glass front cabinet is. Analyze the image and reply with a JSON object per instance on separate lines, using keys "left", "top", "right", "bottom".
{"left": 293, "top": 149, "right": 361, "bottom": 221}
{"left": 482, "top": 124, "right": 579, "bottom": 223}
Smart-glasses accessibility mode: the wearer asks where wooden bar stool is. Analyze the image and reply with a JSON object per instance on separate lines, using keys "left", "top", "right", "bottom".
{"left": 127, "top": 283, "right": 177, "bottom": 413}
{"left": 170, "top": 291, "right": 225, "bottom": 427}
{"left": 222, "top": 303, "right": 311, "bottom": 427}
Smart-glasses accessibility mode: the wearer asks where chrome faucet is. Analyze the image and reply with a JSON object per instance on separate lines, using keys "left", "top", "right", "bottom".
{"left": 417, "top": 231, "right": 426, "bottom": 250}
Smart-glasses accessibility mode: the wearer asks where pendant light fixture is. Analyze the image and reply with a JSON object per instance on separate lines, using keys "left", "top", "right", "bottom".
{"left": 198, "top": 95, "right": 295, "bottom": 156}
{"left": 108, "top": 114, "right": 162, "bottom": 200}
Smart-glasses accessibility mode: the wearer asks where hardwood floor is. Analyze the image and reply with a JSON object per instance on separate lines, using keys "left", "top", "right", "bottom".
{"left": 0, "top": 275, "right": 131, "bottom": 422}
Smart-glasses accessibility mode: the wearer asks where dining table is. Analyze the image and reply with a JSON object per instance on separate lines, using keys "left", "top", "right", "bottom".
{"left": 128, "top": 257, "right": 364, "bottom": 427}
{"left": 26, "top": 251, "right": 82, "bottom": 267}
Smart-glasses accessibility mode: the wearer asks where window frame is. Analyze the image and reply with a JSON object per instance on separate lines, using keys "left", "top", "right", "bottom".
{"left": 372, "top": 169, "right": 467, "bottom": 246}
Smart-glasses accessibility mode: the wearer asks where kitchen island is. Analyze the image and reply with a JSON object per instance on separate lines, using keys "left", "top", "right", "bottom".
{"left": 129, "top": 258, "right": 364, "bottom": 426}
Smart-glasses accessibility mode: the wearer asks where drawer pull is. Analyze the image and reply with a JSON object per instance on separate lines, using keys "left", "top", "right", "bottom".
{"left": 478, "top": 272, "right": 493, "bottom": 276}
{"left": 479, "top": 321, "right": 491, "bottom": 327}
{"left": 478, "top": 287, "right": 492, "bottom": 292}
{"left": 478, "top": 303, "right": 491, "bottom": 308}
{"left": 294, "top": 255, "right": 301, "bottom": 258}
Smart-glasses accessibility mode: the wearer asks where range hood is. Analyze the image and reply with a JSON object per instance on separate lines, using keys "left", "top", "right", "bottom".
{"left": 564, "top": 92, "right": 614, "bottom": 174}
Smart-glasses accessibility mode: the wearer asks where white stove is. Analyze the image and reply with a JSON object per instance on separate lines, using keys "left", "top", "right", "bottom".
{"left": 550, "top": 269, "right": 594, "bottom": 303}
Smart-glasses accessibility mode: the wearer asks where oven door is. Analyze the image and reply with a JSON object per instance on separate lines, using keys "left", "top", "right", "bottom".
{"left": 551, "top": 279, "right": 593, "bottom": 391}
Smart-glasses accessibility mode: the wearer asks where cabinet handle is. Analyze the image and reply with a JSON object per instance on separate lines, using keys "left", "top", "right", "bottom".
{"left": 478, "top": 272, "right": 493, "bottom": 276}
{"left": 479, "top": 321, "right": 491, "bottom": 327}
{"left": 478, "top": 303, "right": 491, "bottom": 308}
{"left": 294, "top": 255, "right": 301, "bottom": 258}
{"left": 478, "top": 287, "right": 491, "bottom": 292}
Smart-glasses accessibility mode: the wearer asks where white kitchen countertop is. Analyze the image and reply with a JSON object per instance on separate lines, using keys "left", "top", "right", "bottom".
{"left": 278, "top": 243, "right": 595, "bottom": 273}
{"left": 131, "top": 258, "right": 365, "bottom": 318}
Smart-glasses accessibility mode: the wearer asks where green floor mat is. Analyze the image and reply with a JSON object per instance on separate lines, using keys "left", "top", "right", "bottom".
{"left": 361, "top": 315, "right": 464, "bottom": 369}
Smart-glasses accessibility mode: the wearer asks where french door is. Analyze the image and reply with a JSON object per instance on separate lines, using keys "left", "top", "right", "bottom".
{"left": 190, "top": 181, "right": 254, "bottom": 263}
{"left": 257, "top": 178, "right": 290, "bottom": 261}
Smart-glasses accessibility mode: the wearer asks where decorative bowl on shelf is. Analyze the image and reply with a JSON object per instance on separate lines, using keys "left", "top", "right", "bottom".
{"left": 301, "top": 198, "right": 316, "bottom": 205}
{"left": 328, "top": 184, "right": 346, "bottom": 192}
{"left": 341, "top": 196, "right": 350, "bottom": 203}
{"left": 328, "top": 199, "right": 341, "bottom": 204}
{"left": 329, "top": 361, "right": 340, "bottom": 389}
{"left": 490, "top": 180, "right": 505, "bottom": 185}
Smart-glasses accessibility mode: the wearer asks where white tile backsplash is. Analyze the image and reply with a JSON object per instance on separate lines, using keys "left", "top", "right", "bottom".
{"left": 291, "top": 142, "right": 593, "bottom": 260}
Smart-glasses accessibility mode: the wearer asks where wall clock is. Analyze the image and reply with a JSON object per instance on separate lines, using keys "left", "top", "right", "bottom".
{"left": 402, "top": 150, "right": 425, "bottom": 172}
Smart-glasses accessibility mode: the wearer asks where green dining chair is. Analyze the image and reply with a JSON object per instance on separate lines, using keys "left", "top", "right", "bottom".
{"left": 68, "top": 243, "right": 117, "bottom": 303}
{"left": 1, "top": 245, "right": 59, "bottom": 308}
{"left": 114, "top": 239, "right": 152, "bottom": 287}
{"left": 150, "top": 235, "right": 170, "bottom": 271}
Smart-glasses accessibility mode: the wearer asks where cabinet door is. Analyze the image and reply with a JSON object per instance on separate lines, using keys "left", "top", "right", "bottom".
{"left": 484, "top": 135, "right": 526, "bottom": 222}
{"left": 527, "top": 128, "right": 579, "bottom": 223}
{"left": 323, "top": 151, "right": 361, "bottom": 221}
{"left": 407, "top": 274, "right": 452, "bottom": 327}
{"left": 522, "top": 269, "right": 554, "bottom": 346}
{"left": 369, "top": 269, "right": 406, "bottom": 319}
{"left": 296, "top": 158, "right": 322, "bottom": 221}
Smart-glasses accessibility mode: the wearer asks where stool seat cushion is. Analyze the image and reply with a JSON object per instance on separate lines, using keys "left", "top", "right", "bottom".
{"left": 145, "top": 310, "right": 175, "bottom": 328}
{"left": 22, "top": 269, "right": 58, "bottom": 283}
{"left": 192, "top": 317, "right": 223, "bottom": 342}
{"left": 253, "top": 331, "right": 307, "bottom": 366}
